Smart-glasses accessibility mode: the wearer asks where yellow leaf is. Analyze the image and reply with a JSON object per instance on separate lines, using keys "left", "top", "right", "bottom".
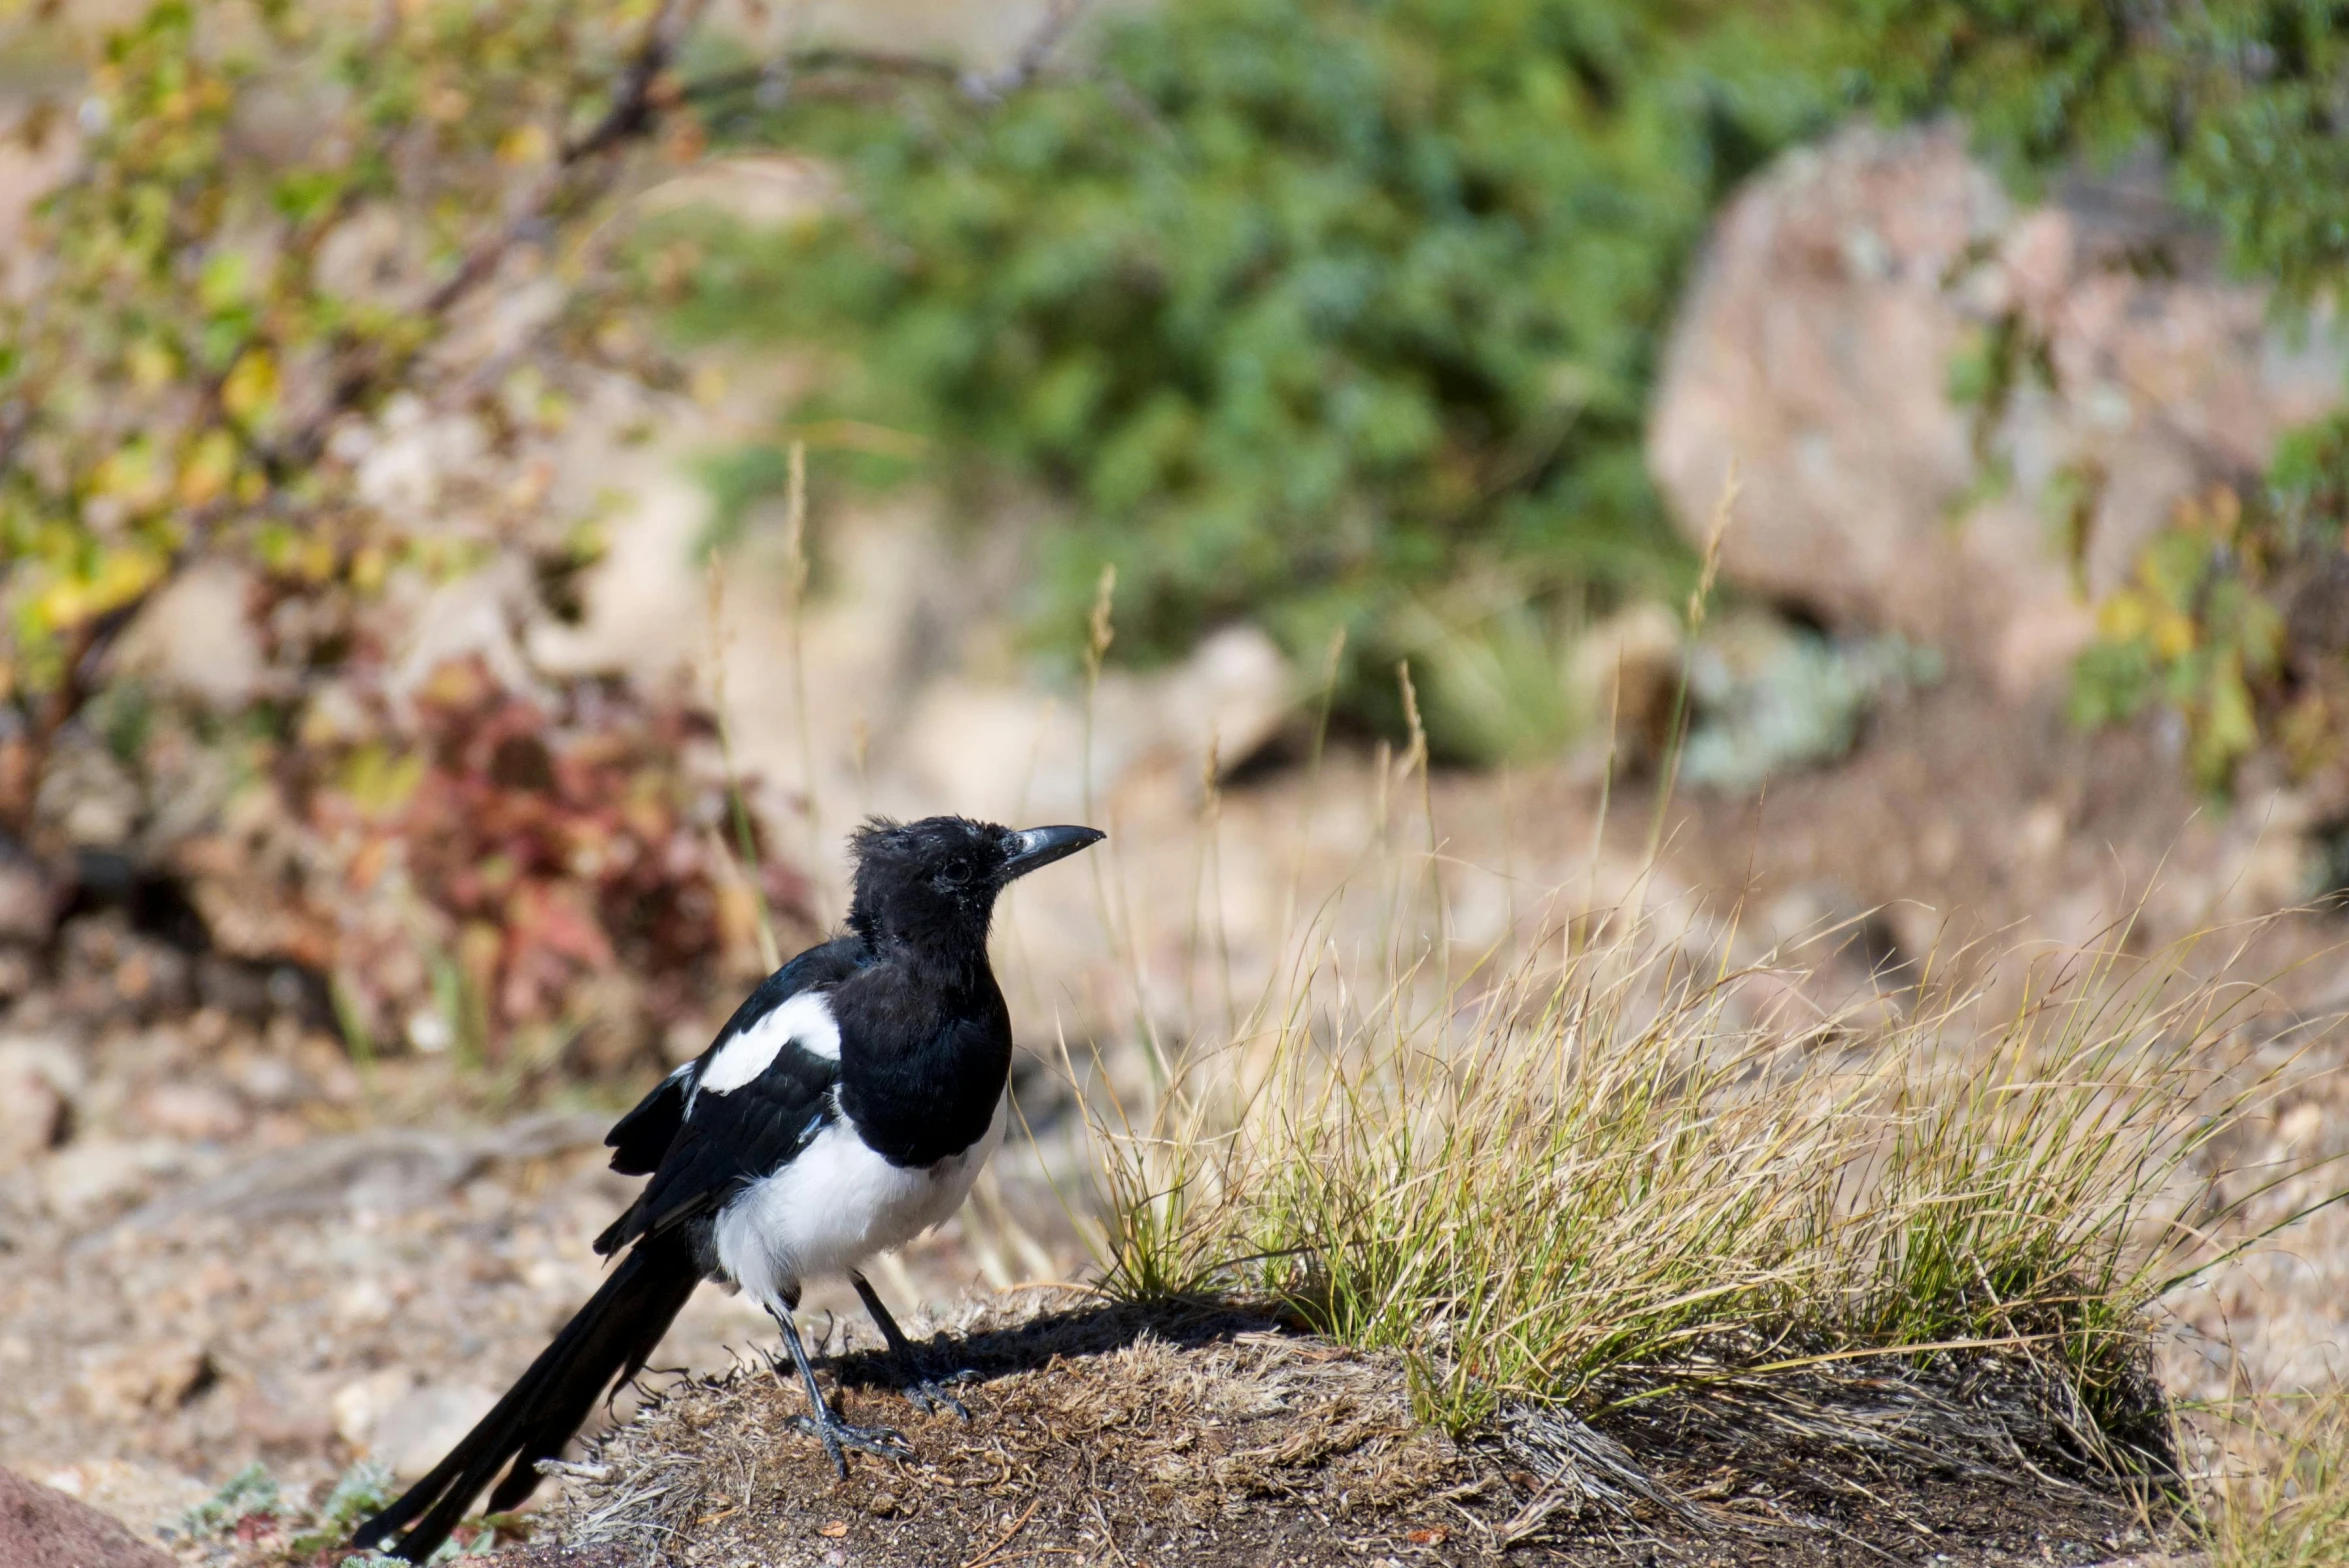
{"left": 338, "top": 744, "right": 426, "bottom": 817}
{"left": 33, "top": 547, "right": 167, "bottom": 630}
{"left": 91, "top": 440, "right": 171, "bottom": 513}
{"left": 2096, "top": 591, "right": 2150, "bottom": 644}
{"left": 2207, "top": 484, "right": 2242, "bottom": 540}
{"left": 128, "top": 338, "right": 177, "bottom": 391}
{"left": 497, "top": 122, "right": 554, "bottom": 166}
{"left": 2153, "top": 610, "right": 2198, "bottom": 662}
{"left": 221, "top": 348, "right": 278, "bottom": 425}
{"left": 177, "top": 427, "right": 238, "bottom": 509}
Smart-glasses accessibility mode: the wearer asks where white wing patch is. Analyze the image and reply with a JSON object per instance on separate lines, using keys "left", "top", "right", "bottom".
{"left": 693, "top": 990, "right": 841, "bottom": 1110}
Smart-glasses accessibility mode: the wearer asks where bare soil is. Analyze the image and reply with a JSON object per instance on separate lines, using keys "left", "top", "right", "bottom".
{"left": 514, "top": 1296, "right": 2175, "bottom": 1568}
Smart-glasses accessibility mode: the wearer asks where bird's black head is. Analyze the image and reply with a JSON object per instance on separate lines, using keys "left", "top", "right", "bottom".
{"left": 846, "top": 815, "right": 1103, "bottom": 957}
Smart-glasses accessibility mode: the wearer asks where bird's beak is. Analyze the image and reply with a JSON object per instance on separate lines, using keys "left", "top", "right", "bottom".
{"left": 1000, "top": 824, "right": 1106, "bottom": 881}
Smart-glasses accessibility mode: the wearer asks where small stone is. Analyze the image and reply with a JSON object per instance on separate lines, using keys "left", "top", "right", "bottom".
{"left": 229, "top": 1052, "right": 301, "bottom": 1107}
{"left": 1566, "top": 602, "right": 1683, "bottom": 761}
{"left": 331, "top": 1368, "right": 418, "bottom": 1449}
{"left": 129, "top": 1080, "right": 250, "bottom": 1143}
{"left": 0, "top": 1060, "right": 66, "bottom": 1168}
{"left": 0, "top": 847, "right": 57, "bottom": 943}
{"left": 78, "top": 1341, "right": 212, "bottom": 1421}
{"left": 373, "top": 1384, "right": 498, "bottom": 1480}
{"left": 39, "top": 1137, "right": 181, "bottom": 1220}
{"left": 0, "top": 945, "right": 32, "bottom": 999}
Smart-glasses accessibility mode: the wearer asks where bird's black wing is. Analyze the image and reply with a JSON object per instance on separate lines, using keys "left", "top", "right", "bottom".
{"left": 594, "top": 936, "right": 862, "bottom": 1256}
{"left": 604, "top": 936, "right": 860, "bottom": 1176}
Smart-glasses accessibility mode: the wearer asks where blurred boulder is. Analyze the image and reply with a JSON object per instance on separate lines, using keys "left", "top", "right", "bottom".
{"left": 1649, "top": 122, "right": 2349, "bottom": 694}
{"left": 105, "top": 561, "right": 265, "bottom": 713}
{"left": 900, "top": 624, "right": 1296, "bottom": 821}
{"left": 0, "top": 1467, "right": 173, "bottom": 1568}
{"left": 1142, "top": 623, "right": 1295, "bottom": 776}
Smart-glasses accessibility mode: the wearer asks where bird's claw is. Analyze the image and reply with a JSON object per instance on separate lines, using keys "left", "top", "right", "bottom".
{"left": 787, "top": 1411, "right": 914, "bottom": 1476}
{"left": 902, "top": 1373, "right": 975, "bottom": 1421}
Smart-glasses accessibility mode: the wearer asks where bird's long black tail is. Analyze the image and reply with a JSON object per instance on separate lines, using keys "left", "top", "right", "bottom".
{"left": 351, "top": 1231, "right": 699, "bottom": 1561}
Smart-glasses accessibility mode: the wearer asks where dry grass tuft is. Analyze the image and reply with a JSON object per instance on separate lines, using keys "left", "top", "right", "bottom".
{"left": 1076, "top": 888, "right": 2324, "bottom": 1501}
{"left": 2202, "top": 1387, "right": 2349, "bottom": 1568}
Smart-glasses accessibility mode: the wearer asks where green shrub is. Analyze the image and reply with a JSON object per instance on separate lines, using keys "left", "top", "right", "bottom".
{"left": 1849, "top": 0, "right": 2349, "bottom": 306}
{"left": 672, "top": 0, "right": 1834, "bottom": 735}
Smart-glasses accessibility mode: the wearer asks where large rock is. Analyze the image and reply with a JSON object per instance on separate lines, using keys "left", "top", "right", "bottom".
{"left": 0, "top": 1467, "right": 173, "bottom": 1568}
{"left": 1649, "top": 122, "right": 2349, "bottom": 694}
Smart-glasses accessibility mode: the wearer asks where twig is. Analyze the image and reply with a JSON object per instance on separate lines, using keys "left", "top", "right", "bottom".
{"left": 1644, "top": 461, "right": 1738, "bottom": 866}
{"left": 1086, "top": 1485, "right": 1133, "bottom": 1567}
{"left": 957, "top": 1496, "right": 1043, "bottom": 1568}
{"left": 779, "top": 439, "right": 827, "bottom": 915}
{"left": 421, "top": 0, "right": 712, "bottom": 318}
{"left": 963, "top": 0, "right": 1094, "bottom": 100}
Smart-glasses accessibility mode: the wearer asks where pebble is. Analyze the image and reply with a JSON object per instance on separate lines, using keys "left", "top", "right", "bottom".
{"left": 0, "top": 1061, "right": 66, "bottom": 1167}
{"left": 374, "top": 1383, "right": 500, "bottom": 1479}
{"left": 331, "top": 1367, "right": 418, "bottom": 1449}
{"left": 39, "top": 1137, "right": 184, "bottom": 1219}
{"left": 77, "top": 1340, "right": 212, "bottom": 1420}
{"left": 131, "top": 1080, "right": 251, "bottom": 1142}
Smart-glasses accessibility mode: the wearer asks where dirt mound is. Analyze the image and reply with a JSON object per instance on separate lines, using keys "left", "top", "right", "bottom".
{"left": 513, "top": 1297, "right": 2171, "bottom": 1568}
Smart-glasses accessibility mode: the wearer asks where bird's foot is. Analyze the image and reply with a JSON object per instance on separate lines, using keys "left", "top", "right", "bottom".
{"left": 900, "top": 1368, "right": 978, "bottom": 1421}
{"left": 786, "top": 1409, "right": 914, "bottom": 1477}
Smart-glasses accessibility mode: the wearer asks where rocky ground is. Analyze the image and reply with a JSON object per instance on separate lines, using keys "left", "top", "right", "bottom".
{"left": 2, "top": 665, "right": 2346, "bottom": 1564}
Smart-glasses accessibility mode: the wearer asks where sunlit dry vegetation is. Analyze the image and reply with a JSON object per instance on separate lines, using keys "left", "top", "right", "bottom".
{"left": 1063, "top": 757, "right": 2344, "bottom": 1534}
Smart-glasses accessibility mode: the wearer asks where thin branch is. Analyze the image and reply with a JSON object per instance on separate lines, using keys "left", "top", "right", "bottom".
{"left": 423, "top": 0, "right": 712, "bottom": 318}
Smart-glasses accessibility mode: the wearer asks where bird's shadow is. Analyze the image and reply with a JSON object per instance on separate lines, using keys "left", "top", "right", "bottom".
{"left": 820, "top": 1294, "right": 1293, "bottom": 1393}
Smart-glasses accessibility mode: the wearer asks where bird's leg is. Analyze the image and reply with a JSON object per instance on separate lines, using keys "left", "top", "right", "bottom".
{"left": 765, "top": 1304, "right": 912, "bottom": 1476}
{"left": 851, "top": 1271, "right": 975, "bottom": 1421}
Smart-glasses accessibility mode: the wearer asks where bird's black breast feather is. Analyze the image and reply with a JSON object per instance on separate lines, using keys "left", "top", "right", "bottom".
{"left": 594, "top": 937, "right": 862, "bottom": 1255}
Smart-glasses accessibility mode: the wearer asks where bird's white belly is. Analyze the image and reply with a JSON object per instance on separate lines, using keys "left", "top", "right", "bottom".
{"left": 713, "top": 1097, "right": 1005, "bottom": 1315}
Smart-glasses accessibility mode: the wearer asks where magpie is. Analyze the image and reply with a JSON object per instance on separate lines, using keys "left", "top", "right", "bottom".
{"left": 351, "top": 815, "right": 1104, "bottom": 1561}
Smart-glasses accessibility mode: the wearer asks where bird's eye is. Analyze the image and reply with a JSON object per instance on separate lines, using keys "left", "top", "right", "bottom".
{"left": 938, "top": 861, "right": 971, "bottom": 889}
